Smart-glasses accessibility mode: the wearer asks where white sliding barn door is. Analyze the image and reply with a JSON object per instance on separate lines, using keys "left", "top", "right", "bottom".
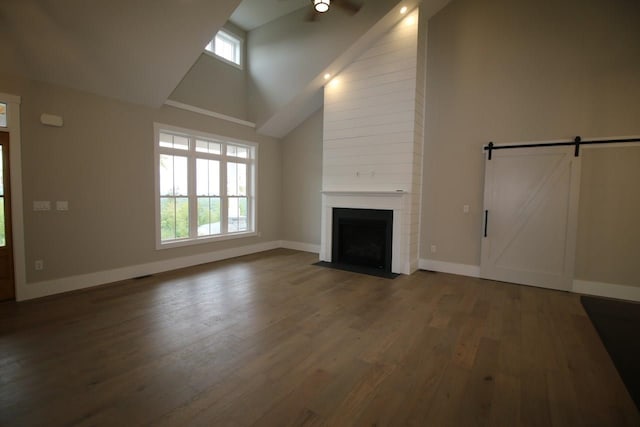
{"left": 480, "top": 146, "right": 581, "bottom": 291}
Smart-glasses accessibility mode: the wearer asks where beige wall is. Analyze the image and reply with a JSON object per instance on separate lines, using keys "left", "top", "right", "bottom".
{"left": 576, "top": 146, "right": 640, "bottom": 287}
{"left": 3, "top": 0, "right": 638, "bottom": 298}
{"left": 281, "top": 108, "right": 323, "bottom": 245}
{"left": 0, "top": 72, "right": 281, "bottom": 285}
{"left": 169, "top": 22, "right": 249, "bottom": 119}
{"left": 421, "top": 0, "right": 640, "bottom": 277}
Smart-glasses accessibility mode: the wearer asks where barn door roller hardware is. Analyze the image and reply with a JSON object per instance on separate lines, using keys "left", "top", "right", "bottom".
{"left": 484, "top": 136, "right": 640, "bottom": 160}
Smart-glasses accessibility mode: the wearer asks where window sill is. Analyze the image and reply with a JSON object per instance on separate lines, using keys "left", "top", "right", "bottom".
{"left": 203, "top": 51, "right": 243, "bottom": 70}
{"left": 156, "top": 230, "right": 258, "bottom": 250}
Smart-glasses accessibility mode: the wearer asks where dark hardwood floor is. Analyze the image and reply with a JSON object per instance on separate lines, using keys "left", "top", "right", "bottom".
{"left": 0, "top": 249, "right": 637, "bottom": 426}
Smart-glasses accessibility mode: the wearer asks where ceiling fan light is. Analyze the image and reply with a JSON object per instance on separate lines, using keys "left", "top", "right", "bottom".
{"left": 314, "top": 0, "right": 330, "bottom": 13}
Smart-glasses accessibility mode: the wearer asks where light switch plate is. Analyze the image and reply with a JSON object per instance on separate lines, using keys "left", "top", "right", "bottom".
{"left": 56, "top": 201, "right": 69, "bottom": 211}
{"left": 33, "top": 201, "right": 51, "bottom": 211}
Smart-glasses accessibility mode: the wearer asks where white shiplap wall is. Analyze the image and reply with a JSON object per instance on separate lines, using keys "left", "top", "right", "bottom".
{"left": 321, "top": 10, "right": 425, "bottom": 273}
{"left": 323, "top": 11, "right": 420, "bottom": 192}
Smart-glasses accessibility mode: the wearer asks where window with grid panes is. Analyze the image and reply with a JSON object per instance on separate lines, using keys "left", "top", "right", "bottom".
{"left": 155, "top": 124, "right": 256, "bottom": 248}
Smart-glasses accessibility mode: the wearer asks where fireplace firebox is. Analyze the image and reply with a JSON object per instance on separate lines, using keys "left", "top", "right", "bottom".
{"left": 332, "top": 208, "right": 393, "bottom": 273}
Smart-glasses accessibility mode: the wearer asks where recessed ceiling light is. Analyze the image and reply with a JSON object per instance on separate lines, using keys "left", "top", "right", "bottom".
{"left": 324, "top": 73, "right": 331, "bottom": 80}
{"left": 400, "top": 6, "right": 408, "bottom": 14}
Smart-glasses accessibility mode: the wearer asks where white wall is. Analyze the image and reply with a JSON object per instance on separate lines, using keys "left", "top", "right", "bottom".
{"left": 322, "top": 10, "right": 421, "bottom": 193}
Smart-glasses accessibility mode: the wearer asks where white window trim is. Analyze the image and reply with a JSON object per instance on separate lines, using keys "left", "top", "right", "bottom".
{"left": 153, "top": 123, "right": 258, "bottom": 250}
{"left": 204, "top": 29, "right": 243, "bottom": 70}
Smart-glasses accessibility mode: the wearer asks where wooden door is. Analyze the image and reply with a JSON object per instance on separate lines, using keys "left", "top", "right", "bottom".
{"left": 480, "top": 146, "right": 581, "bottom": 291}
{"left": 0, "top": 131, "right": 14, "bottom": 300}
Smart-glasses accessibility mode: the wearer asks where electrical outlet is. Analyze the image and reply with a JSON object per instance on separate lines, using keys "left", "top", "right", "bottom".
{"left": 430, "top": 245, "right": 437, "bottom": 253}
{"left": 463, "top": 204, "right": 470, "bottom": 214}
{"left": 35, "top": 260, "right": 44, "bottom": 271}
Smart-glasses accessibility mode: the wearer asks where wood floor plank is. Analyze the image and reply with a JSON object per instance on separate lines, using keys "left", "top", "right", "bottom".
{"left": 457, "top": 336, "right": 501, "bottom": 426}
{"left": 0, "top": 249, "right": 637, "bottom": 426}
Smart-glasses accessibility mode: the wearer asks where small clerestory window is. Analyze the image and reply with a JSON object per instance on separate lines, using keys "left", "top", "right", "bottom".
{"left": 205, "top": 30, "right": 242, "bottom": 68}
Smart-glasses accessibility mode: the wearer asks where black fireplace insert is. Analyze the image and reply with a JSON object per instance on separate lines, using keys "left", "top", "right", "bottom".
{"left": 331, "top": 208, "right": 393, "bottom": 273}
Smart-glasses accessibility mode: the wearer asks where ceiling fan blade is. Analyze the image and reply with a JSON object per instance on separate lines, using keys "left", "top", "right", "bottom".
{"left": 333, "top": 0, "right": 362, "bottom": 15}
{"left": 305, "top": 8, "right": 319, "bottom": 22}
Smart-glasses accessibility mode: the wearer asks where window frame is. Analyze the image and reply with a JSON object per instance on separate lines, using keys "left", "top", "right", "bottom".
{"left": 204, "top": 29, "right": 243, "bottom": 69}
{"left": 0, "top": 102, "right": 7, "bottom": 128}
{"left": 154, "top": 123, "right": 258, "bottom": 250}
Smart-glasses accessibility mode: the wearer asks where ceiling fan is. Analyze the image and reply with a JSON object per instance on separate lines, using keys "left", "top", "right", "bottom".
{"left": 306, "top": 0, "right": 363, "bottom": 21}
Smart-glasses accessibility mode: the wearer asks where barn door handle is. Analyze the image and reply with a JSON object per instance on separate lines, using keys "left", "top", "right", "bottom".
{"left": 484, "top": 210, "right": 488, "bottom": 237}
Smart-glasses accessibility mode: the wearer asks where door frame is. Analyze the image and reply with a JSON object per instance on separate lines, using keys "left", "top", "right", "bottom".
{"left": 0, "top": 92, "right": 26, "bottom": 301}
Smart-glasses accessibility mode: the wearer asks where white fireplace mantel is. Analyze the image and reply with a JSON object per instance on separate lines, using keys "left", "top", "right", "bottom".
{"left": 319, "top": 190, "right": 412, "bottom": 275}
{"left": 321, "top": 190, "right": 407, "bottom": 197}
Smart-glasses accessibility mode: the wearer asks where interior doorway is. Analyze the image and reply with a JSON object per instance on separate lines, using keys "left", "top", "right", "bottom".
{"left": 0, "top": 131, "right": 14, "bottom": 300}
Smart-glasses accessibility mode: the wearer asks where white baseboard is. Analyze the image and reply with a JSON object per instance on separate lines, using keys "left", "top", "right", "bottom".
{"left": 280, "top": 240, "right": 320, "bottom": 254}
{"left": 573, "top": 279, "right": 640, "bottom": 302}
{"left": 24, "top": 246, "right": 638, "bottom": 303}
{"left": 419, "top": 258, "right": 481, "bottom": 278}
{"left": 18, "top": 241, "right": 281, "bottom": 301}
{"left": 416, "top": 260, "right": 640, "bottom": 302}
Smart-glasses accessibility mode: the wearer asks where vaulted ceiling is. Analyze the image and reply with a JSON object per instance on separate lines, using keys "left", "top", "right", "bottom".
{"left": 0, "top": 0, "right": 241, "bottom": 107}
{"left": 230, "top": 0, "right": 308, "bottom": 31}
{"left": 247, "top": 0, "right": 452, "bottom": 137}
{"left": 1, "top": 0, "right": 453, "bottom": 137}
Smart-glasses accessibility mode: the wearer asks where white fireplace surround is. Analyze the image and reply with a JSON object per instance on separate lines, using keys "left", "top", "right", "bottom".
{"left": 320, "top": 190, "right": 411, "bottom": 275}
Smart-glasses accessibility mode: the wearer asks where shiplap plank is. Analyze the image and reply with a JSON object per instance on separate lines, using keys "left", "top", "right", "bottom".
{"left": 325, "top": 95, "right": 416, "bottom": 119}
{"left": 325, "top": 78, "right": 416, "bottom": 107}
{"left": 324, "top": 136, "right": 414, "bottom": 151}
{"left": 330, "top": 69, "right": 417, "bottom": 93}
{"left": 324, "top": 122, "right": 416, "bottom": 141}
{"left": 358, "top": 34, "right": 417, "bottom": 60}
{"left": 325, "top": 112, "right": 415, "bottom": 132}
{"left": 323, "top": 144, "right": 417, "bottom": 160}
{"left": 324, "top": 104, "right": 415, "bottom": 123}
{"left": 322, "top": 165, "right": 417, "bottom": 177}
{"left": 324, "top": 153, "right": 414, "bottom": 167}
{"left": 329, "top": 60, "right": 417, "bottom": 88}
{"left": 349, "top": 49, "right": 418, "bottom": 74}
